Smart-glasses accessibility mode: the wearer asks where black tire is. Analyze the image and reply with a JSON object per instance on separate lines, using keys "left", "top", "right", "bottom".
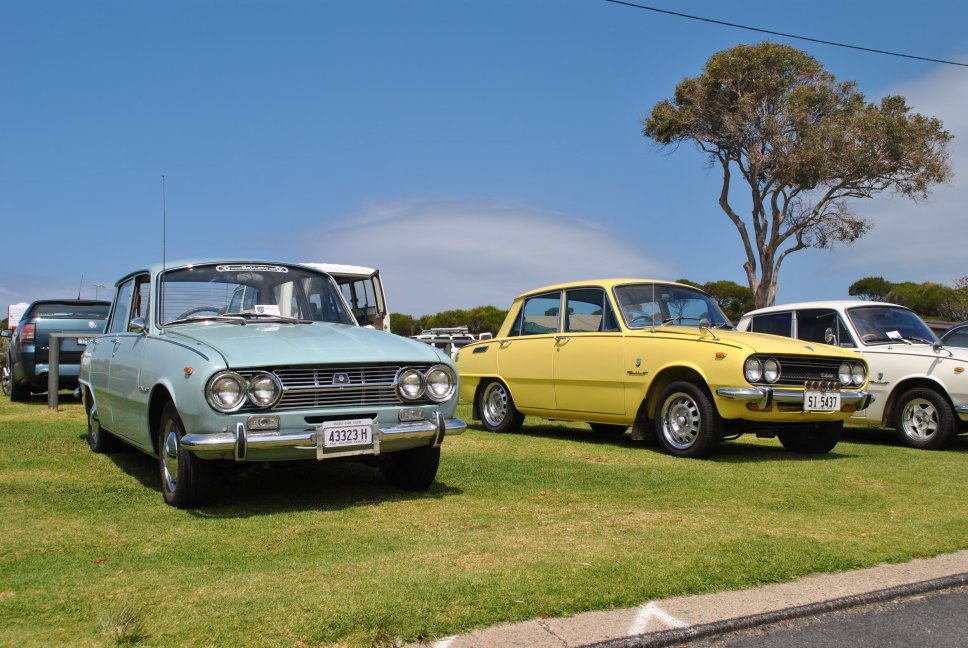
{"left": 654, "top": 381, "right": 723, "bottom": 458}
{"left": 590, "top": 423, "right": 628, "bottom": 435}
{"left": 477, "top": 380, "right": 524, "bottom": 433}
{"left": 158, "top": 402, "right": 211, "bottom": 508}
{"left": 86, "top": 395, "right": 119, "bottom": 453}
{"left": 778, "top": 420, "right": 842, "bottom": 454}
{"left": 893, "top": 388, "right": 957, "bottom": 450}
{"left": 10, "top": 379, "right": 30, "bottom": 402}
{"left": 0, "top": 357, "right": 11, "bottom": 397}
{"left": 380, "top": 445, "right": 441, "bottom": 490}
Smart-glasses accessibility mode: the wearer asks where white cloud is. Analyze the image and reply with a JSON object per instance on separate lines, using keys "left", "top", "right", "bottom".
{"left": 297, "top": 199, "right": 669, "bottom": 315}
{"left": 830, "top": 59, "right": 968, "bottom": 286}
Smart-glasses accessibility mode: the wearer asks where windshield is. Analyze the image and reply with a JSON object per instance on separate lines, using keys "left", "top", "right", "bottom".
{"left": 846, "top": 305, "right": 938, "bottom": 345}
{"left": 158, "top": 263, "right": 355, "bottom": 327}
{"left": 614, "top": 283, "right": 731, "bottom": 329}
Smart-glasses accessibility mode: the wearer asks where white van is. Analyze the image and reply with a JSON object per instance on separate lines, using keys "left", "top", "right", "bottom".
{"left": 301, "top": 263, "right": 390, "bottom": 332}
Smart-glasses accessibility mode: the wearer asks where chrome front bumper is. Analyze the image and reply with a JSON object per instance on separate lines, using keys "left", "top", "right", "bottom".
{"left": 716, "top": 386, "right": 875, "bottom": 411}
{"left": 181, "top": 411, "right": 466, "bottom": 461}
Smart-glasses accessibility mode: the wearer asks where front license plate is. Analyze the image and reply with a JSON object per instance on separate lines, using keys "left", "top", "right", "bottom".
{"left": 804, "top": 390, "right": 841, "bottom": 412}
{"left": 321, "top": 419, "right": 373, "bottom": 449}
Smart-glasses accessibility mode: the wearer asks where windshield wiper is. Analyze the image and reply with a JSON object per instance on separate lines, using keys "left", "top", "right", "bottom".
{"left": 165, "top": 315, "right": 247, "bottom": 326}
{"left": 901, "top": 336, "right": 934, "bottom": 345}
{"left": 221, "top": 311, "right": 312, "bottom": 324}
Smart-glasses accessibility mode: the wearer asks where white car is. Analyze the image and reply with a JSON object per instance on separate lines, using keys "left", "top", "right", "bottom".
{"left": 737, "top": 301, "right": 968, "bottom": 449}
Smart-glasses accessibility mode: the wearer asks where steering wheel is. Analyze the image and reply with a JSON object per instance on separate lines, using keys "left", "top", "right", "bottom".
{"left": 175, "top": 306, "right": 222, "bottom": 320}
{"left": 629, "top": 314, "right": 654, "bottom": 326}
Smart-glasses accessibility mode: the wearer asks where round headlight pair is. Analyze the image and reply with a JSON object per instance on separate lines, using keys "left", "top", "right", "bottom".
{"left": 839, "top": 362, "right": 866, "bottom": 386}
{"left": 206, "top": 371, "right": 282, "bottom": 412}
{"left": 744, "top": 357, "right": 781, "bottom": 384}
{"left": 396, "top": 364, "right": 457, "bottom": 403}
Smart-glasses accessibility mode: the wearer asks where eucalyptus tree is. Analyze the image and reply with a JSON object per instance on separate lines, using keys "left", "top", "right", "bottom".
{"left": 644, "top": 42, "right": 952, "bottom": 307}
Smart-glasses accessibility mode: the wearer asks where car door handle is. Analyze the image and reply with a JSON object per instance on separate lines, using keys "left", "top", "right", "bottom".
{"left": 555, "top": 336, "right": 571, "bottom": 343}
{"left": 499, "top": 339, "right": 512, "bottom": 347}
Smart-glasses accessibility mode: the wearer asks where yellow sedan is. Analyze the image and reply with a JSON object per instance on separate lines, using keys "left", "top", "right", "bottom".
{"left": 455, "top": 279, "right": 873, "bottom": 458}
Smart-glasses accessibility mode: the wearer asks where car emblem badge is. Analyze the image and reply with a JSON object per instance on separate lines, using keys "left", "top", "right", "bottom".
{"left": 333, "top": 372, "right": 350, "bottom": 385}
{"left": 88, "top": 321, "right": 97, "bottom": 329}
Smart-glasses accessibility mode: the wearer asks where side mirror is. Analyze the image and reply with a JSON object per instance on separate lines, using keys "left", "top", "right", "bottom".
{"left": 0, "top": 329, "right": 11, "bottom": 339}
{"left": 824, "top": 328, "right": 836, "bottom": 345}
{"left": 128, "top": 318, "right": 146, "bottom": 334}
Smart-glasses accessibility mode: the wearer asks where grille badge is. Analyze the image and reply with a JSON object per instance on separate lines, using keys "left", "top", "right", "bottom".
{"left": 333, "top": 372, "right": 350, "bottom": 385}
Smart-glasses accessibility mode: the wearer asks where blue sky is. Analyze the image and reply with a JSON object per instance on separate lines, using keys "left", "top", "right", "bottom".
{"left": 3, "top": 1, "right": 967, "bottom": 317}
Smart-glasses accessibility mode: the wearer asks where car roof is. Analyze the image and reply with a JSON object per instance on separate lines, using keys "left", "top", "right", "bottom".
{"left": 741, "top": 300, "right": 911, "bottom": 317}
{"left": 513, "top": 278, "right": 695, "bottom": 301}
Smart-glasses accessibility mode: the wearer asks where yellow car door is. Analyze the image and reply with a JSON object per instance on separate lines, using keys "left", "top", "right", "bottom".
{"left": 552, "top": 287, "right": 625, "bottom": 415}
{"left": 496, "top": 291, "right": 560, "bottom": 410}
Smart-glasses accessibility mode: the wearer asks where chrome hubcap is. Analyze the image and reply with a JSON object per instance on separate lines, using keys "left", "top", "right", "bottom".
{"left": 88, "top": 408, "right": 99, "bottom": 443}
{"left": 482, "top": 383, "right": 509, "bottom": 427}
{"left": 901, "top": 398, "right": 938, "bottom": 440}
{"left": 162, "top": 426, "right": 180, "bottom": 492}
{"left": 661, "top": 392, "right": 701, "bottom": 449}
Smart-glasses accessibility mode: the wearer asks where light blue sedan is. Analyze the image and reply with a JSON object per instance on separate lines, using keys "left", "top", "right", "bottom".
{"left": 79, "top": 261, "right": 465, "bottom": 507}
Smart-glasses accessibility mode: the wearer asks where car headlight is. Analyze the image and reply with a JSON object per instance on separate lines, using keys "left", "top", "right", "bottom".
{"left": 762, "top": 358, "right": 780, "bottom": 384}
{"left": 397, "top": 368, "right": 425, "bottom": 401}
{"left": 839, "top": 362, "right": 853, "bottom": 385}
{"left": 851, "top": 363, "right": 866, "bottom": 386}
{"left": 744, "top": 357, "right": 763, "bottom": 383}
{"left": 247, "top": 371, "right": 282, "bottom": 409}
{"left": 207, "top": 371, "right": 247, "bottom": 412}
{"left": 425, "top": 364, "right": 457, "bottom": 403}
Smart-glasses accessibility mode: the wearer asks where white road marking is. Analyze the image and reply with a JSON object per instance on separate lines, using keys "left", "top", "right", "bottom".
{"left": 627, "top": 601, "right": 689, "bottom": 636}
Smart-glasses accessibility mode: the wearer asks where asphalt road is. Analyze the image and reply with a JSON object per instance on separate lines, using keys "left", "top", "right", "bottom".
{"left": 684, "top": 585, "right": 968, "bottom": 648}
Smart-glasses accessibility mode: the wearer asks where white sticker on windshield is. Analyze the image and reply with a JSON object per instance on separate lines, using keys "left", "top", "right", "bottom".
{"left": 215, "top": 264, "right": 289, "bottom": 273}
{"left": 255, "top": 305, "right": 281, "bottom": 316}
{"left": 887, "top": 330, "right": 902, "bottom": 340}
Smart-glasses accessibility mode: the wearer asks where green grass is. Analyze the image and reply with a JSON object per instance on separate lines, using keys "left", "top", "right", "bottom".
{"left": 1, "top": 395, "right": 966, "bottom": 647}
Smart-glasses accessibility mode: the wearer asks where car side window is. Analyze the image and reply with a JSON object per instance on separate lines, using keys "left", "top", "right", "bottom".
{"left": 107, "top": 279, "right": 135, "bottom": 334}
{"left": 943, "top": 327, "right": 968, "bottom": 349}
{"left": 509, "top": 292, "right": 561, "bottom": 336}
{"left": 564, "top": 288, "right": 619, "bottom": 333}
{"left": 750, "top": 312, "right": 792, "bottom": 336}
{"left": 794, "top": 309, "right": 841, "bottom": 344}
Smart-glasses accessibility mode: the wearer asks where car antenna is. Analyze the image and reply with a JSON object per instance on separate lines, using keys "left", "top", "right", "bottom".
{"left": 77, "top": 274, "right": 84, "bottom": 299}
{"left": 160, "top": 174, "right": 167, "bottom": 333}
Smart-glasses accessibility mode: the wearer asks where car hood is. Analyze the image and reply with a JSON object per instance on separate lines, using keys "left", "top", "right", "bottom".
{"left": 163, "top": 322, "right": 448, "bottom": 367}
{"left": 633, "top": 327, "right": 862, "bottom": 358}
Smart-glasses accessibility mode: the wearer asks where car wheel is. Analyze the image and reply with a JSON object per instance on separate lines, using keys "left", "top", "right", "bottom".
{"left": 477, "top": 380, "right": 524, "bottom": 433}
{"left": 778, "top": 421, "right": 842, "bottom": 454}
{"left": 380, "top": 445, "right": 441, "bottom": 490}
{"left": 9, "top": 378, "right": 30, "bottom": 402}
{"left": 86, "top": 397, "right": 119, "bottom": 453}
{"left": 158, "top": 401, "right": 211, "bottom": 508}
{"left": 893, "top": 388, "right": 956, "bottom": 450}
{"left": 590, "top": 423, "right": 628, "bottom": 435}
{"left": 0, "top": 357, "right": 11, "bottom": 397}
{"left": 654, "top": 381, "right": 723, "bottom": 458}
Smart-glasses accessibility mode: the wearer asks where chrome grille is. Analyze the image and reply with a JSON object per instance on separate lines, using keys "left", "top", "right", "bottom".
{"left": 236, "top": 364, "right": 434, "bottom": 411}
{"left": 748, "top": 355, "right": 854, "bottom": 387}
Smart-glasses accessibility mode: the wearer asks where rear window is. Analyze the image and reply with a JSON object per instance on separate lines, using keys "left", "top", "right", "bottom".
{"left": 27, "top": 303, "right": 110, "bottom": 318}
